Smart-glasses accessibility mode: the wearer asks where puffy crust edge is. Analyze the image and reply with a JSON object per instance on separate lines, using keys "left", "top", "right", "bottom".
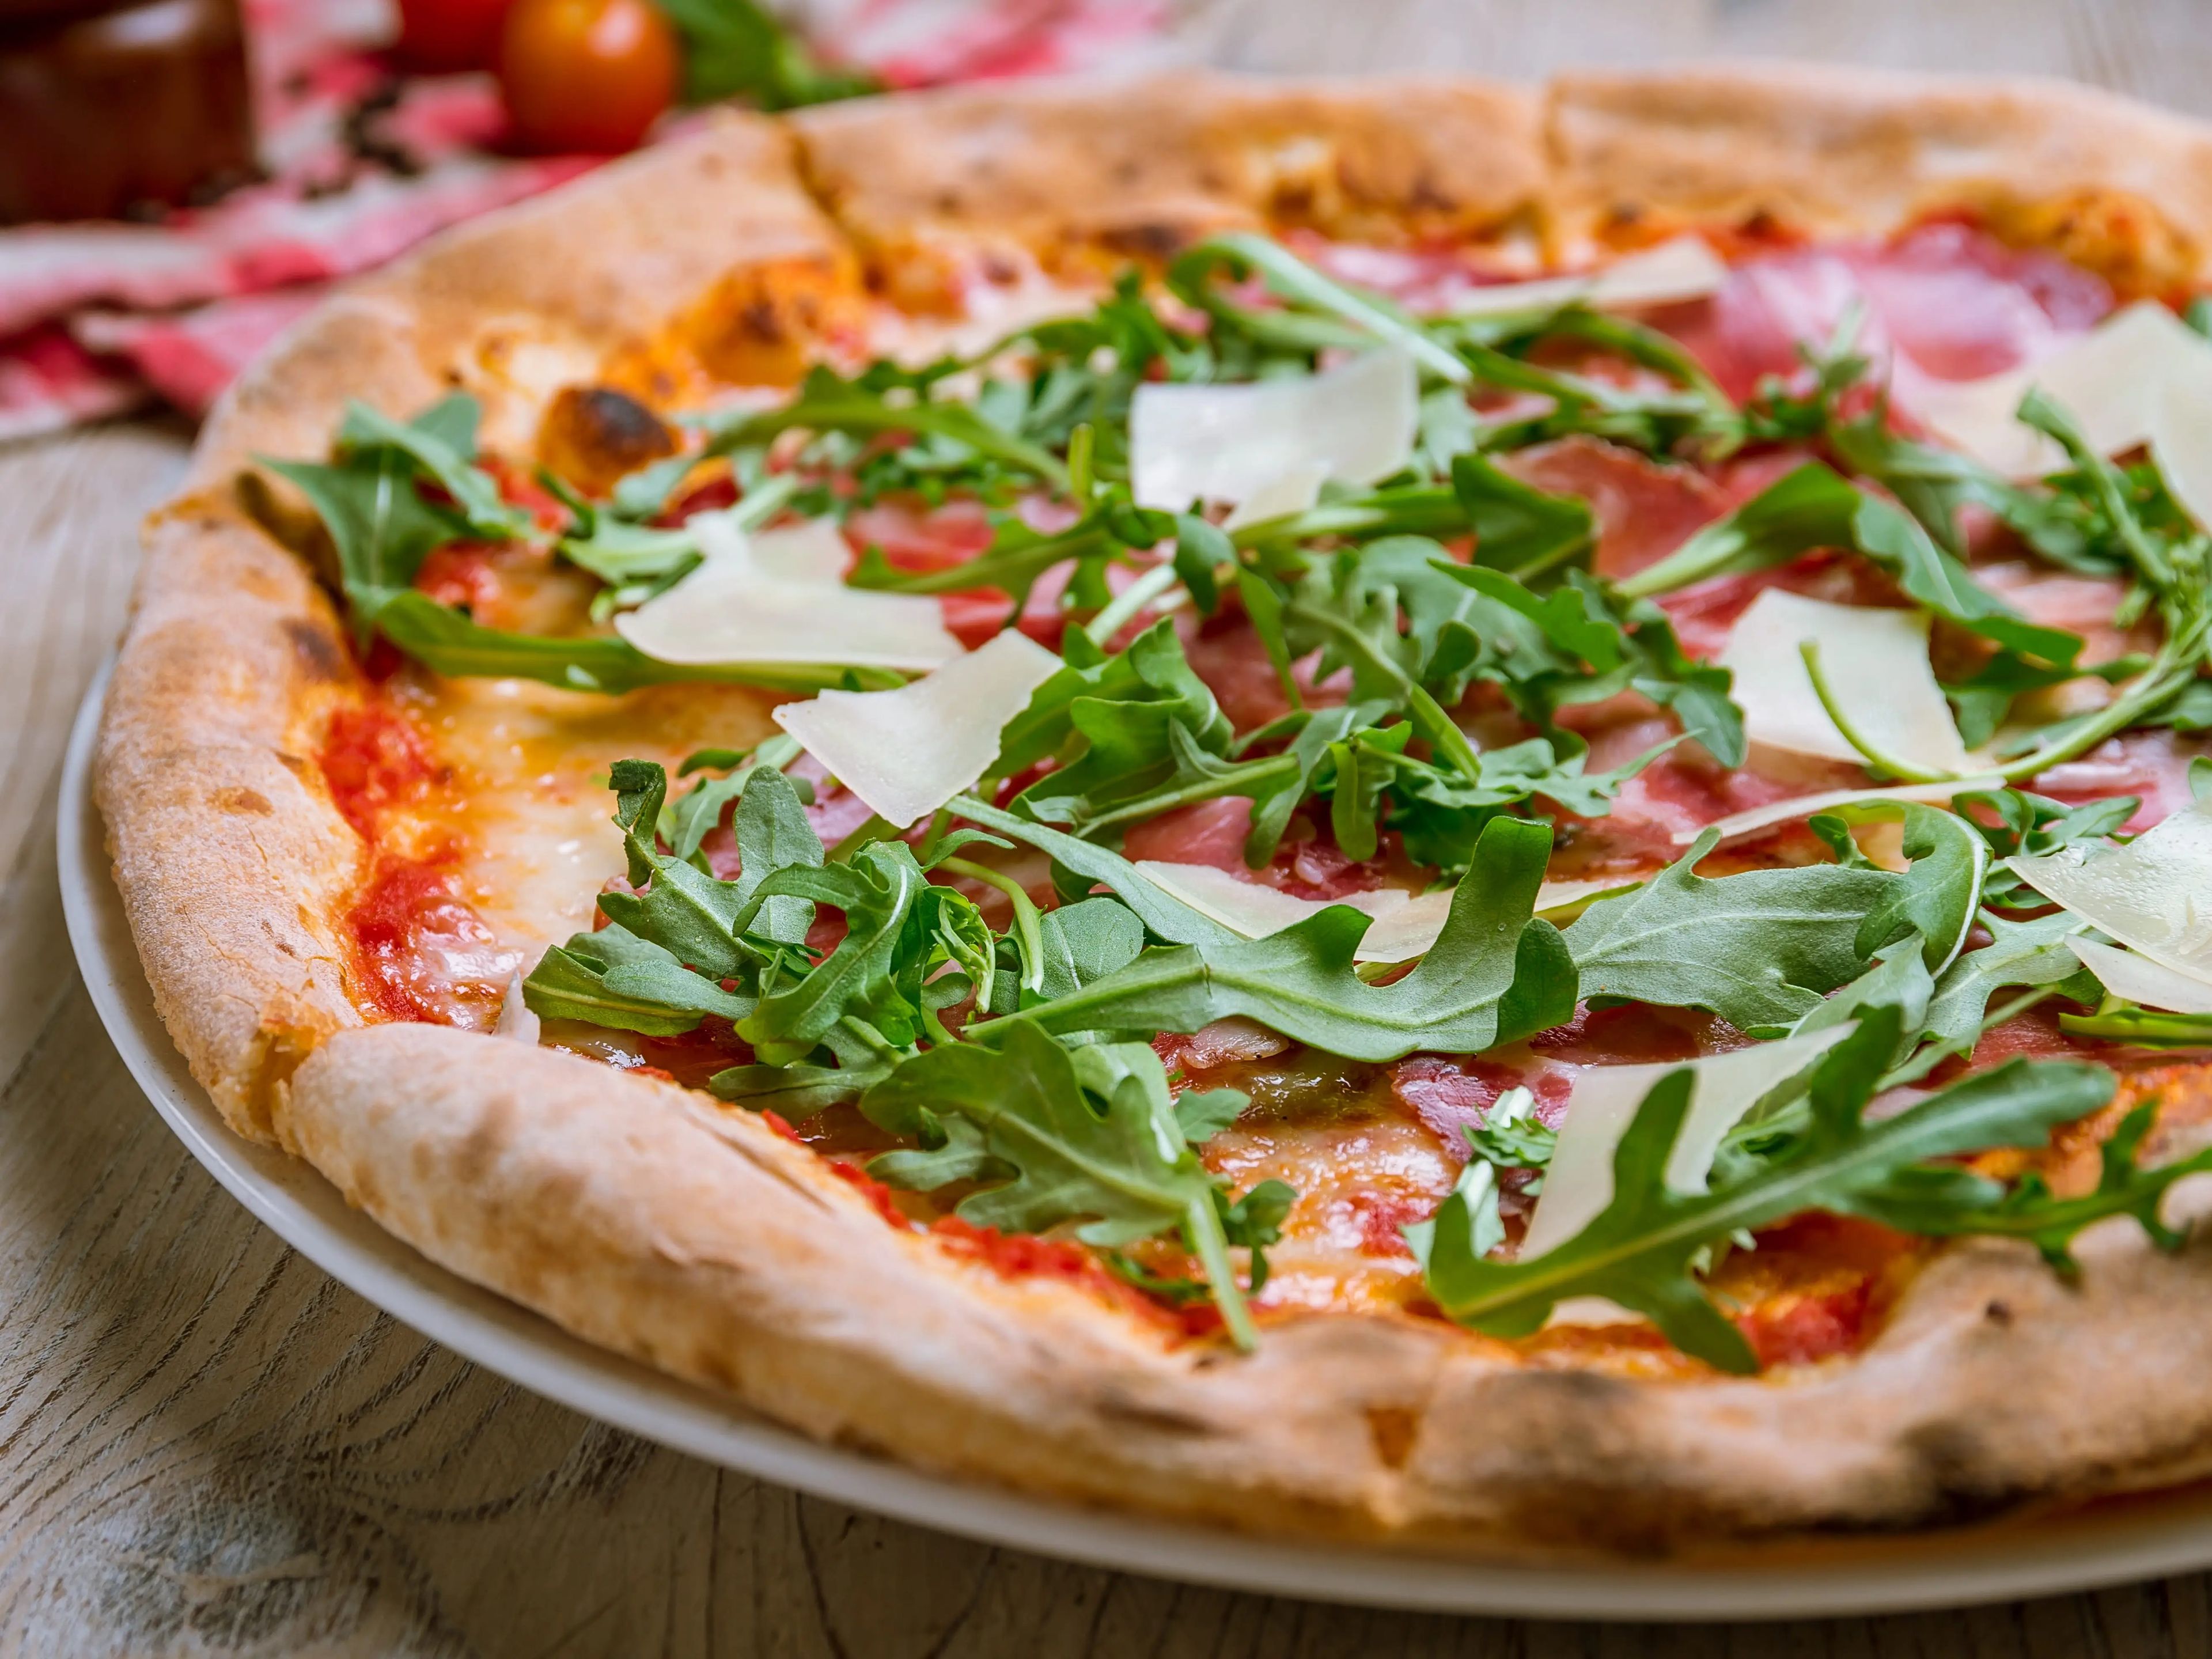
{"left": 1547, "top": 65, "right": 2212, "bottom": 285}
{"left": 787, "top": 72, "right": 1548, "bottom": 294}
{"left": 284, "top": 1023, "right": 2212, "bottom": 1552}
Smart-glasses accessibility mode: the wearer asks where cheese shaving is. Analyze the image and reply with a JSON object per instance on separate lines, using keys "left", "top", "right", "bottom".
{"left": 2066, "top": 937, "right": 2212, "bottom": 1015}
{"left": 2009, "top": 796, "right": 2212, "bottom": 988}
{"left": 1913, "top": 301, "right": 2212, "bottom": 478}
{"left": 1222, "top": 460, "right": 1330, "bottom": 531}
{"left": 1685, "top": 778, "right": 2006, "bottom": 846}
{"left": 1521, "top": 1027, "right": 1853, "bottom": 1264}
{"left": 2152, "top": 365, "right": 2212, "bottom": 533}
{"left": 1132, "top": 865, "right": 1636, "bottom": 965}
{"left": 1448, "top": 236, "right": 1729, "bottom": 319}
{"left": 616, "top": 513, "right": 961, "bottom": 671}
{"left": 1716, "top": 590, "right": 1969, "bottom": 775}
{"left": 772, "top": 631, "right": 1063, "bottom": 829}
{"left": 1129, "top": 349, "right": 1418, "bottom": 512}
{"left": 494, "top": 971, "right": 541, "bottom": 1044}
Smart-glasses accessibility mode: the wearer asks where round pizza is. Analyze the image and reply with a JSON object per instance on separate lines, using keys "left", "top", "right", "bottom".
{"left": 96, "top": 65, "right": 2212, "bottom": 1554}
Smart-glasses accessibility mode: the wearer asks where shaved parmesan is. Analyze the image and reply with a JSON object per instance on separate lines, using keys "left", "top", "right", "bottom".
{"left": 2010, "top": 797, "right": 2212, "bottom": 990}
{"left": 2152, "top": 365, "right": 2212, "bottom": 532}
{"left": 1449, "top": 236, "right": 1728, "bottom": 319}
{"left": 1521, "top": 1027, "right": 1851, "bottom": 1264}
{"left": 1716, "top": 590, "right": 1969, "bottom": 775}
{"left": 1132, "top": 865, "right": 1636, "bottom": 965}
{"left": 745, "top": 517, "right": 855, "bottom": 584}
{"left": 773, "top": 631, "right": 1062, "bottom": 829}
{"left": 1914, "top": 301, "right": 2212, "bottom": 478}
{"left": 2066, "top": 936, "right": 2212, "bottom": 1014}
{"left": 1222, "top": 460, "right": 1330, "bottom": 531}
{"left": 494, "top": 971, "right": 541, "bottom": 1044}
{"left": 618, "top": 515, "right": 960, "bottom": 672}
{"left": 1686, "top": 778, "right": 2005, "bottom": 846}
{"left": 1130, "top": 349, "right": 1418, "bottom": 512}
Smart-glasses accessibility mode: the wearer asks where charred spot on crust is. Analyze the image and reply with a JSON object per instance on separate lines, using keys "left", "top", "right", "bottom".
{"left": 212, "top": 786, "right": 274, "bottom": 816}
{"left": 1365, "top": 1406, "right": 1420, "bottom": 1469}
{"left": 1099, "top": 221, "right": 1187, "bottom": 260}
{"left": 537, "top": 385, "right": 677, "bottom": 498}
{"left": 282, "top": 617, "right": 350, "bottom": 684}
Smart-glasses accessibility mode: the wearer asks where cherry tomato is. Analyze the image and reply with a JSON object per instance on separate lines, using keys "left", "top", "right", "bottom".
{"left": 499, "top": 0, "right": 680, "bottom": 154}
{"left": 396, "top": 0, "right": 516, "bottom": 72}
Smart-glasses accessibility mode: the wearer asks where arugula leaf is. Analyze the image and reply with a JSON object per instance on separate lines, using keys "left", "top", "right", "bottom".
{"left": 654, "top": 0, "right": 876, "bottom": 108}
{"left": 859, "top": 1025, "right": 1274, "bottom": 1346}
{"left": 1561, "top": 829, "right": 1893, "bottom": 1034}
{"left": 1002, "top": 620, "right": 1234, "bottom": 824}
{"left": 1421, "top": 1009, "right": 2116, "bottom": 1372}
{"left": 275, "top": 396, "right": 895, "bottom": 694}
{"left": 664, "top": 734, "right": 808, "bottom": 864}
{"left": 1616, "top": 464, "right": 2080, "bottom": 664}
{"left": 523, "top": 922, "right": 752, "bottom": 1035}
{"left": 980, "top": 815, "right": 1577, "bottom": 1059}
{"left": 596, "top": 759, "right": 760, "bottom": 982}
{"left": 1832, "top": 801, "right": 1990, "bottom": 972}
{"left": 1868, "top": 1102, "right": 2212, "bottom": 1268}
{"left": 945, "top": 795, "right": 1241, "bottom": 947}
{"left": 1923, "top": 911, "right": 2094, "bottom": 1052}
{"left": 1168, "top": 232, "right": 1469, "bottom": 384}
{"left": 369, "top": 590, "right": 880, "bottom": 695}
{"left": 738, "top": 839, "right": 988, "bottom": 1062}
{"left": 703, "top": 363, "right": 1071, "bottom": 490}
{"left": 337, "top": 396, "right": 528, "bottom": 539}
{"left": 1450, "top": 451, "right": 1595, "bottom": 575}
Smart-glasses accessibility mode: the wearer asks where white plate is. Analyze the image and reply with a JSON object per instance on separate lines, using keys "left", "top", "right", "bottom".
{"left": 58, "top": 664, "right": 2212, "bottom": 1619}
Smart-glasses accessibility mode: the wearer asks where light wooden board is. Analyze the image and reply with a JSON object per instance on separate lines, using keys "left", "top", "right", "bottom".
{"left": 10, "top": 2, "right": 2212, "bottom": 1650}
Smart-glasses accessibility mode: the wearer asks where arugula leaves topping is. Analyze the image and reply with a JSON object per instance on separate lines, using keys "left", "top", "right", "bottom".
{"left": 1417, "top": 1009, "right": 2120, "bottom": 1373}
{"left": 1560, "top": 830, "right": 1895, "bottom": 1035}
{"left": 861, "top": 1028, "right": 1282, "bottom": 1347}
{"left": 268, "top": 395, "right": 892, "bottom": 695}
{"left": 307, "top": 230, "right": 2189, "bottom": 1362}
{"left": 982, "top": 816, "right": 1576, "bottom": 1060}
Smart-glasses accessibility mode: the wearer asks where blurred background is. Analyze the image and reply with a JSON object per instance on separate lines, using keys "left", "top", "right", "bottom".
{"left": 2, "top": 0, "right": 2207, "bottom": 450}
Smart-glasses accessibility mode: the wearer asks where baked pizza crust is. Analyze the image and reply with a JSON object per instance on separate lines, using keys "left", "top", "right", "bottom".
{"left": 283, "top": 1023, "right": 2212, "bottom": 1551}
{"left": 92, "top": 65, "right": 2212, "bottom": 1553}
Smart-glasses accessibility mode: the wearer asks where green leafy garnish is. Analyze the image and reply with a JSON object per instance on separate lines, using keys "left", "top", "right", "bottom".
{"left": 1418, "top": 1009, "right": 2117, "bottom": 1372}
{"left": 860, "top": 1027, "right": 1281, "bottom": 1347}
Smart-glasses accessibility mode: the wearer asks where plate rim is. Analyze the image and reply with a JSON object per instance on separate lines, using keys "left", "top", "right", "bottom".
{"left": 57, "top": 660, "right": 2212, "bottom": 1621}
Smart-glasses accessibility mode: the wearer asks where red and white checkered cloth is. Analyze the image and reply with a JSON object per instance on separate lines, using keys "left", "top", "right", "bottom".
{"left": 0, "top": 0, "right": 1177, "bottom": 442}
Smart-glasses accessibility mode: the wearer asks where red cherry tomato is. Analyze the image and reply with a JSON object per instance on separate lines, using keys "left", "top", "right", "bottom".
{"left": 499, "top": 0, "right": 680, "bottom": 154}
{"left": 396, "top": 0, "right": 516, "bottom": 72}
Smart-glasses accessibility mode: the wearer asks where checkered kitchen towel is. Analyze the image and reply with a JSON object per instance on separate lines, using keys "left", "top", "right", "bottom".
{"left": 0, "top": 0, "right": 1179, "bottom": 442}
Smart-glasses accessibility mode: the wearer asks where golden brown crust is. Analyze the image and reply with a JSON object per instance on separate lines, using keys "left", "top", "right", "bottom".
{"left": 94, "top": 503, "right": 367, "bottom": 1139}
{"left": 188, "top": 109, "right": 845, "bottom": 491}
{"left": 93, "top": 63, "right": 2212, "bottom": 1554}
{"left": 790, "top": 74, "right": 1547, "bottom": 304}
{"left": 1547, "top": 65, "right": 2212, "bottom": 288}
{"left": 282, "top": 1024, "right": 2212, "bottom": 1552}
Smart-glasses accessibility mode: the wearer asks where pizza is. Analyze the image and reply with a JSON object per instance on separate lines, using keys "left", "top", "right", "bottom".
{"left": 95, "top": 65, "right": 2212, "bottom": 1555}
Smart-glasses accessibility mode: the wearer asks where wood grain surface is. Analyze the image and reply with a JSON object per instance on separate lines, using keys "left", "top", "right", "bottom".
{"left": 10, "top": 3, "right": 2212, "bottom": 1652}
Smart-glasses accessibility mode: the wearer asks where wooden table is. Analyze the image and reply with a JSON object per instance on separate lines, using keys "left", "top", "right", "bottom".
{"left": 10, "top": 3, "right": 2212, "bottom": 1652}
